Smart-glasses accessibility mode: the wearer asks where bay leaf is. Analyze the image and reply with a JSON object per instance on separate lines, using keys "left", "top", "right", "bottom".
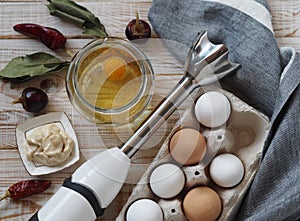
{"left": 47, "top": 0, "right": 108, "bottom": 38}
{"left": 0, "top": 52, "right": 69, "bottom": 79}
{"left": 82, "top": 26, "right": 108, "bottom": 38}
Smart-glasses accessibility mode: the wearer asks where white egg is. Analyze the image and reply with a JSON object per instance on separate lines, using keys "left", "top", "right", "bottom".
{"left": 149, "top": 163, "right": 185, "bottom": 199}
{"left": 209, "top": 153, "right": 244, "bottom": 188}
{"left": 126, "top": 199, "right": 163, "bottom": 221}
{"left": 195, "top": 91, "right": 231, "bottom": 128}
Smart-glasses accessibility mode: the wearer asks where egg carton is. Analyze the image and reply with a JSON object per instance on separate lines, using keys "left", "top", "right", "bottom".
{"left": 116, "top": 87, "right": 270, "bottom": 221}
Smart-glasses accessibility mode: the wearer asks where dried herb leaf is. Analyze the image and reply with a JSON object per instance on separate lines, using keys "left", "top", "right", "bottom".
{"left": 0, "top": 52, "right": 69, "bottom": 80}
{"left": 47, "top": 0, "right": 108, "bottom": 38}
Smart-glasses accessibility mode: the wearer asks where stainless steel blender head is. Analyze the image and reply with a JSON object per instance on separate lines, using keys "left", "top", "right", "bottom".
{"left": 185, "top": 31, "right": 228, "bottom": 79}
{"left": 121, "top": 31, "right": 241, "bottom": 158}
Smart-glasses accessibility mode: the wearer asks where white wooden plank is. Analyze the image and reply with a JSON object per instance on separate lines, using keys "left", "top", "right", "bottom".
{"left": 269, "top": 0, "right": 300, "bottom": 37}
{"left": 276, "top": 37, "right": 300, "bottom": 51}
{"left": 0, "top": 1, "right": 299, "bottom": 38}
{"left": 0, "top": 1, "right": 152, "bottom": 38}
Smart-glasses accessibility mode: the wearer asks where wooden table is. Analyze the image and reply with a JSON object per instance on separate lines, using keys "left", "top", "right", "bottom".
{"left": 0, "top": 0, "right": 299, "bottom": 220}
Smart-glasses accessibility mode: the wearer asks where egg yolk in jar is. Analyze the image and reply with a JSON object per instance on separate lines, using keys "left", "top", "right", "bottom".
{"left": 103, "top": 56, "right": 127, "bottom": 81}
{"left": 77, "top": 47, "right": 142, "bottom": 110}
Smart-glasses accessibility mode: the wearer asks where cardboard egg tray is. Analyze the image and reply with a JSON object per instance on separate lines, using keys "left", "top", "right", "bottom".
{"left": 116, "top": 87, "right": 270, "bottom": 221}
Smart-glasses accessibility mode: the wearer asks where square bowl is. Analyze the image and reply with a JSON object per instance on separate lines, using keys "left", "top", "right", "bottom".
{"left": 16, "top": 112, "right": 80, "bottom": 176}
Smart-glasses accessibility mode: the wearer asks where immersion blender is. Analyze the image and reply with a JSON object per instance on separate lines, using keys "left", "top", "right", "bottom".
{"left": 29, "top": 32, "right": 240, "bottom": 221}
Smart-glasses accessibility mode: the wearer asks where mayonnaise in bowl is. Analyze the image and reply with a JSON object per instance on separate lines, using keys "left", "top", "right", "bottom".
{"left": 25, "top": 123, "right": 74, "bottom": 167}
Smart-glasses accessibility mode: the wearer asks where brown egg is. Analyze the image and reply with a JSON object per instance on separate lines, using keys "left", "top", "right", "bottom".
{"left": 183, "top": 186, "right": 222, "bottom": 221}
{"left": 169, "top": 128, "right": 206, "bottom": 165}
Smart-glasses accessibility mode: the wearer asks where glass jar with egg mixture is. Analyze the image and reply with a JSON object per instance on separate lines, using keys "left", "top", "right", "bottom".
{"left": 66, "top": 37, "right": 154, "bottom": 125}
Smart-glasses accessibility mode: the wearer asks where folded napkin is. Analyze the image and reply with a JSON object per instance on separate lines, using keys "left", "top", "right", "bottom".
{"left": 149, "top": 0, "right": 300, "bottom": 220}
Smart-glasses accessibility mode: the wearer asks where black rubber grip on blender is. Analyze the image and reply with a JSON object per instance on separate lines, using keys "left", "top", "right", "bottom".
{"left": 62, "top": 177, "right": 105, "bottom": 217}
{"left": 28, "top": 178, "right": 105, "bottom": 221}
{"left": 29, "top": 213, "right": 39, "bottom": 221}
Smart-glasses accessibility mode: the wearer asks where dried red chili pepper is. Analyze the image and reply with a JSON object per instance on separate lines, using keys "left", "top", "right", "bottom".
{"left": 0, "top": 180, "right": 51, "bottom": 201}
{"left": 13, "top": 23, "right": 66, "bottom": 50}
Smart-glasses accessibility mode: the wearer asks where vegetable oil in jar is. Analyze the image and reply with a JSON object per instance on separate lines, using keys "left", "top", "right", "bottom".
{"left": 66, "top": 38, "right": 154, "bottom": 125}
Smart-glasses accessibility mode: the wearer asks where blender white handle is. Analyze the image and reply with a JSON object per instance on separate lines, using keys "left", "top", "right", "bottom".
{"left": 29, "top": 147, "right": 131, "bottom": 221}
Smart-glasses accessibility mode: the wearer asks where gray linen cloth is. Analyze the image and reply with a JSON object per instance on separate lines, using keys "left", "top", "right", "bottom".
{"left": 149, "top": 0, "right": 300, "bottom": 220}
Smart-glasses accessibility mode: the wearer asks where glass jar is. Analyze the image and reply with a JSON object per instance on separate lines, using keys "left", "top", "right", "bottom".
{"left": 66, "top": 37, "right": 154, "bottom": 125}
